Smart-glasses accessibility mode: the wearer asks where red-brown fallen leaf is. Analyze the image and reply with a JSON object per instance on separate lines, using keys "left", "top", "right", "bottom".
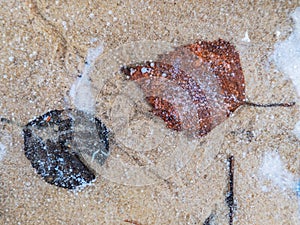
{"left": 121, "top": 39, "right": 245, "bottom": 136}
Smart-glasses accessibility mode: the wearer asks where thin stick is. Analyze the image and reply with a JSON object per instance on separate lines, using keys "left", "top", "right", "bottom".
{"left": 226, "top": 155, "right": 235, "bottom": 225}
{"left": 122, "top": 150, "right": 174, "bottom": 189}
{"left": 124, "top": 219, "right": 142, "bottom": 225}
{"left": 244, "top": 101, "right": 295, "bottom": 107}
{"left": 203, "top": 212, "right": 215, "bottom": 225}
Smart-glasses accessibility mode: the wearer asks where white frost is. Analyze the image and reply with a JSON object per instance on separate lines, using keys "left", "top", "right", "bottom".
{"left": 260, "top": 151, "right": 300, "bottom": 221}
{"left": 241, "top": 30, "right": 251, "bottom": 42}
{"left": 273, "top": 7, "right": 300, "bottom": 96}
{"left": 62, "top": 21, "right": 67, "bottom": 30}
{"left": 294, "top": 121, "right": 300, "bottom": 138}
{"left": 0, "top": 143, "right": 6, "bottom": 161}
{"left": 8, "top": 56, "right": 14, "bottom": 62}
{"left": 272, "top": 7, "right": 300, "bottom": 139}
{"left": 70, "top": 44, "right": 104, "bottom": 115}
{"left": 260, "top": 151, "right": 297, "bottom": 192}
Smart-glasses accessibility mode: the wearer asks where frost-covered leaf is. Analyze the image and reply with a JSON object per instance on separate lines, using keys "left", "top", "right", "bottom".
{"left": 23, "top": 109, "right": 109, "bottom": 189}
{"left": 122, "top": 39, "right": 245, "bottom": 136}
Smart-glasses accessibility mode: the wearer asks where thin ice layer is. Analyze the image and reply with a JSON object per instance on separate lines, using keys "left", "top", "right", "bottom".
{"left": 70, "top": 45, "right": 103, "bottom": 115}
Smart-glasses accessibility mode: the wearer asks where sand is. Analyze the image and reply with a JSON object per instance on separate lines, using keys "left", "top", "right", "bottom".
{"left": 1, "top": 1, "right": 300, "bottom": 224}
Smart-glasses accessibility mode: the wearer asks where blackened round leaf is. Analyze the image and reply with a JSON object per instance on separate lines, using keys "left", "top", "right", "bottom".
{"left": 23, "top": 109, "right": 109, "bottom": 189}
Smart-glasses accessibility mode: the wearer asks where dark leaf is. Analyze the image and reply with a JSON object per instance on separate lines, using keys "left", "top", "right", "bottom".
{"left": 23, "top": 109, "right": 109, "bottom": 189}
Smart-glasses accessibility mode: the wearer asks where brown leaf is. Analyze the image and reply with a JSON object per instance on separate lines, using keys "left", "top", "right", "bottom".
{"left": 121, "top": 39, "right": 245, "bottom": 136}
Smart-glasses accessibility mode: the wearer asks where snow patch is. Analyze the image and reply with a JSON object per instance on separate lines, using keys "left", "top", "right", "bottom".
{"left": 273, "top": 7, "right": 300, "bottom": 96}
{"left": 69, "top": 44, "right": 104, "bottom": 115}
{"left": 272, "top": 7, "right": 300, "bottom": 139}
{"left": 260, "top": 151, "right": 296, "bottom": 192}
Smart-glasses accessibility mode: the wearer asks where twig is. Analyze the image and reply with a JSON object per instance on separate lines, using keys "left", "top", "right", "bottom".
{"left": 203, "top": 212, "right": 215, "bottom": 225}
{"left": 244, "top": 101, "right": 295, "bottom": 107}
{"left": 226, "top": 155, "right": 235, "bottom": 225}
{"left": 124, "top": 219, "right": 142, "bottom": 225}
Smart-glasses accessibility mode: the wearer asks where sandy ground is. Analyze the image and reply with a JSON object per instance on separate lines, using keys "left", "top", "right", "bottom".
{"left": 1, "top": 0, "right": 300, "bottom": 224}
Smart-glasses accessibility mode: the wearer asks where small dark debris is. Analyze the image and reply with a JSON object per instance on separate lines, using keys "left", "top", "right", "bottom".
{"left": 229, "top": 129, "right": 255, "bottom": 143}
{"left": 124, "top": 219, "right": 142, "bottom": 225}
{"left": 203, "top": 212, "right": 215, "bottom": 225}
{"left": 23, "top": 109, "right": 109, "bottom": 189}
{"left": 0, "top": 117, "right": 11, "bottom": 124}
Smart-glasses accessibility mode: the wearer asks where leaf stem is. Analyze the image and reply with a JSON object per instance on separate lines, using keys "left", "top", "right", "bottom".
{"left": 244, "top": 101, "right": 295, "bottom": 107}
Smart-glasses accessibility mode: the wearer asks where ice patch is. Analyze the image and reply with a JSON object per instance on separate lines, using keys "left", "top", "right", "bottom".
{"left": 70, "top": 44, "right": 104, "bottom": 114}
{"left": 0, "top": 142, "right": 6, "bottom": 161}
{"left": 260, "top": 151, "right": 297, "bottom": 192}
{"left": 272, "top": 7, "right": 300, "bottom": 139}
